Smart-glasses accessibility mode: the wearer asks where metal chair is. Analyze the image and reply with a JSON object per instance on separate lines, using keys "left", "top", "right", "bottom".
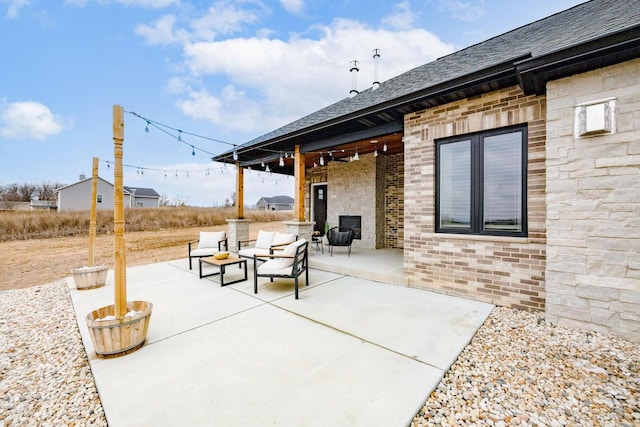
{"left": 326, "top": 226, "right": 355, "bottom": 256}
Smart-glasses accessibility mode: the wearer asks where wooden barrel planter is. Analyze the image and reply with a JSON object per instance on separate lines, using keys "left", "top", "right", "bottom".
{"left": 86, "top": 301, "right": 153, "bottom": 358}
{"left": 72, "top": 265, "right": 108, "bottom": 290}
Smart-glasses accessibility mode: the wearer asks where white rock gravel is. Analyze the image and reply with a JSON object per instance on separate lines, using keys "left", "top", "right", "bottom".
{"left": 1, "top": 282, "right": 638, "bottom": 426}
{"left": 412, "top": 306, "right": 640, "bottom": 427}
{"left": 0, "top": 281, "right": 106, "bottom": 427}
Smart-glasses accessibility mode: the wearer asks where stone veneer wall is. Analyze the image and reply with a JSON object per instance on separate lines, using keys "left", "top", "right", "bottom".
{"left": 385, "top": 153, "right": 404, "bottom": 249}
{"left": 403, "top": 86, "right": 547, "bottom": 310}
{"left": 545, "top": 58, "right": 640, "bottom": 342}
{"left": 325, "top": 154, "right": 382, "bottom": 249}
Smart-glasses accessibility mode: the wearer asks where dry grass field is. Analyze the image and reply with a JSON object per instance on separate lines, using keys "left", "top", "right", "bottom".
{"left": 0, "top": 207, "right": 290, "bottom": 290}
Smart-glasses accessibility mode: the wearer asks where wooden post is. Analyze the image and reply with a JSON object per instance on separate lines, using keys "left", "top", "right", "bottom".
{"left": 294, "top": 145, "right": 305, "bottom": 222}
{"left": 88, "top": 157, "right": 99, "bottom": 267}
{"left": 113, "top": 105, "right": 127, "bottom": 318}
{"left": 236, "top": 162, "right": 244, "bottom": 219}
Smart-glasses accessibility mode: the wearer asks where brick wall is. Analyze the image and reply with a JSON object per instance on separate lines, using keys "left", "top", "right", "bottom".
{"left": 403, "top": 86, "right": 547, "bottom": 310}
{"left": 385, "top": 153, "right": 404, "bottom": 249}
{"left": 545, "top": 58, "right": 640, "bottom": 342}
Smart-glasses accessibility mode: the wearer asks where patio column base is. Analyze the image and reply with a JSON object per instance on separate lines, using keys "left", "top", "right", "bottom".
{"left": 283, "top": 221, "right": 315, "bottom": 248}
{"left": 227, "top": 219, "right": 250, "bottom": 252}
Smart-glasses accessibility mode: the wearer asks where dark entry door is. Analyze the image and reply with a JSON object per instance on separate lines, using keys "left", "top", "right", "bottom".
{"left": 313, "top": 185, "right": 327, "bottom": 234}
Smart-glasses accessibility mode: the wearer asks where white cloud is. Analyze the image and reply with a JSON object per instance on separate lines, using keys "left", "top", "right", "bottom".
{"left": 135, "top": 14, "right": 189, "bottom": 44}
{"left": 279, "top": 0, "right": 304, "bottom": 14}
{"left": 177, "top": 18, "right": 453, "bottom": 133}
{"left": 114, "top": 0, "right": 179, "bottom": 8}
{"left": 4, "top": 0, "right": 29, "bottom": 19}
{"left": 382, "top": 1, "right": 416, "bottom": 30}
{"left": 439, "top": 0, "right": 485, "bottom": 22}
{"left": 0, "top": 101, "right": 69, "bottom": 140}
{"left": 190, "top": 1, "right": 260, "bottom": 40}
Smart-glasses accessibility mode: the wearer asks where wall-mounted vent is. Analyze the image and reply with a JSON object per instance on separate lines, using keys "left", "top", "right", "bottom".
{"left": 575, "top": 98, "right": 615, "bottom": 137}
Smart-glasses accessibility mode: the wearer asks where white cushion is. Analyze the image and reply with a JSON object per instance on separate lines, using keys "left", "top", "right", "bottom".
{"left": 198, "top": 231, "right": 225, "bottom": 249}
{"left": 257, "top": 260, "right": 293, "bottom": 276}
{"left": 279, "top": 239, "right": 307, "bottom": 269}
{"left": 190, "top": 248, "right": 216, "bottom": 257}
{"left": 272, "top": 232, "right": 295, "bottom": 247}
{"left": 239, "top": 247, "right": 270, "bottom": 258}
{"left": 255, "top": 230, "right": 275, "bottom": 249}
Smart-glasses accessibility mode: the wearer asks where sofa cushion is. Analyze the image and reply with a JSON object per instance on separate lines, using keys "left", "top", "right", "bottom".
{"left": 258, "top": 260, "right": 293, "bottom": 276}
{"left": 255, "top": 230, "right": 275, "bottom": 249}
{"left": 190, "top": 247, "right": 216, "bottom": 257}
{"left": 239, "top": 247, "right": 269, "bottom": 259}
{"left": 279, "top": 239, "right": 307, "bottom": 269}
{"left": 198, "top": 231, "right": 226, "bottom": 249}
{"left": 272, "top": 232, "right": 296, "bottom": 247}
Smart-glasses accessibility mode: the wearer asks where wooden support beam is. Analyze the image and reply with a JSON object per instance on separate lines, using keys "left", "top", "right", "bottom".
{"left": 294, "top": 145, "right": 305, "bottom": 222}
{"left": 113, "top": 105, "right": 127, "bottom": 318}
{"left": 236, "top": 162, "right": 244, "bottom": 219}
{"left": 88, "top": 157, "right": 99, "bottom": 267}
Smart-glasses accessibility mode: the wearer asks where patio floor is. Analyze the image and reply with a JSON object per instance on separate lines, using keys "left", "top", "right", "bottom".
{"left": 68, "top": 257, "right": 493, "bottom": 426}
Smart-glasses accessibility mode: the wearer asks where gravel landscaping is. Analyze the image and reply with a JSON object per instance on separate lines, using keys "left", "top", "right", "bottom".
{"left": 1, "top": 281, "right": 638, "bottom": 426}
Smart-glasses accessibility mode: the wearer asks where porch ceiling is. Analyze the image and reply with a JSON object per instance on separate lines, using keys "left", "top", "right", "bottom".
{"left": 244, "top": 131, "right": 404, "bottom": 176}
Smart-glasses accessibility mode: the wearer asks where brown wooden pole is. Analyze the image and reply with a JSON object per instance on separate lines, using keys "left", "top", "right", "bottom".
{"left": 113, "top": 105, "right": 127, "bottom": 318}
{"left": 236, "top": 162, "right": 244, "bottom": 219}
{"left": 88, "top": 157, "right": 99, "bottom": 267}
{"left": 294, "top": 145, "right": 305, "bottom": 222}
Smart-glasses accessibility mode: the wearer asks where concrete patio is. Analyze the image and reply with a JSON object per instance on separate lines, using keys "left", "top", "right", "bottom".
{"left": 68, "top": 256, "right": 493, "bottom": 426}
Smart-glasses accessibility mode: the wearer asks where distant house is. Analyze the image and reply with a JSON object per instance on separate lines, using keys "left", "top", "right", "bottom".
{"left": 256, "top": 195, "right": 294, "bottom": 211}
{"left": 56, "top": 176, "right": 160, "bottom": 211}
{"left": 124, "top": 186, "right": 161, "bottom": 208}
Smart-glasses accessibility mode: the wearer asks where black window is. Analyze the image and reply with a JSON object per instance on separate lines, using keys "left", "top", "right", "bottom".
{"left": 97, "top": 194, "right": 103, "bottom": 204}
{"left": 436, "top": 125, "right": 527, "bottom": 237}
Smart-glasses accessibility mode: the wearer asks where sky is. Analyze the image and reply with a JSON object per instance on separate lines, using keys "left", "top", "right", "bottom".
{"left": 0, "top": 0, "right": 586, "bottom": 207}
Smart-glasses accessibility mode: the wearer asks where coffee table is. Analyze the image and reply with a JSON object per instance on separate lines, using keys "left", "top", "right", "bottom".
{"left": 199, "top": 255, "right": 247, "bottom": 286}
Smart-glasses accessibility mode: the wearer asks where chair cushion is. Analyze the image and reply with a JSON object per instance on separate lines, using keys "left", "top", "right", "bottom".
{"left": 239, "top": 247, "right": 268, "bottom": 258}
{"left": 255, "top": 230, "right": 275, "bottom": 249}
{"left": 257, "top": 260, "right": 294, "bottom": 276}
{"left": 198, "top": 231, "right": 226, "bottom": 249}
{"left": 190, "top": 247, "right": 216, "bottom": 257}
{"left": 272, "top": 232, "right": 295, "bottom": 247}
{"left": 279, "top": 239, "right": 307, "bottom": 269}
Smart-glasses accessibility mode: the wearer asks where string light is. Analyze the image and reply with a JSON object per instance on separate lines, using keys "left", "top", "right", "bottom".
{"left": 383, "top": 142, "right": 387, "bottom": 152}
{"left": 374, "top": 149, "right": 378, "bottom": 157}
{"left": 191, "top": 146, "right": 195, "bottom": 156}
{"left": 177, "top": 131, "right": 182, "bottom": 142}
{"left": 145, "top": 121, "right": 150, "bottom": 133}
{"left": 319, "top": 153, "right": 324, "bottom": 166}
{"left": 353, "top": 149, "right": 359, "bottom": 161}
{"left": 279, "top": 154, "right": 284, "bottom": 167}
{"left": 233, "top": 147, "right": 238, "bottom": 161}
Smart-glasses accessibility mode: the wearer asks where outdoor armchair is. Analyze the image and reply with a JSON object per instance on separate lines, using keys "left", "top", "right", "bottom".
{"left": 238, "top": 230, "right": 296, "bottom": 261}
{"left": 326, "top": 226, "right": 355, "bottom": 256}
{"left": 188, "top": 231, "right": 228, "bottom": 270}
{"left": 253, "top": 239, "right": 309, "bottom": 299}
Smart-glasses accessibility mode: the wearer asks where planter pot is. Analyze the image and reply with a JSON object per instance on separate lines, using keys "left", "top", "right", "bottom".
{"left": 72, "top": 265, "right": 108, "bottom": 290}
{"left": 86, "top": 301, "right": 153, "bottom": 358}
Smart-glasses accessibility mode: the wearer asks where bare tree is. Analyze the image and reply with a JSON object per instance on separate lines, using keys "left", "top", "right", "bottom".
{"left": 37, "top": 182, "right": 64, "bottom": 201}
{"left": 18, "top": 183, "right": 38, "bottom": 201}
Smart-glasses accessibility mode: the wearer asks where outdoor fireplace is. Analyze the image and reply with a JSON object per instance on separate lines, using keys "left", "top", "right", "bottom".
{"left": 339, "top": 215, "right": 361, "bottom": 240}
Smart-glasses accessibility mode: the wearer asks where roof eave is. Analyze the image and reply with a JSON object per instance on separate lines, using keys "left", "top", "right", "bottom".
{"left": 516, "top": 25, "right": 640, "bottom": 95}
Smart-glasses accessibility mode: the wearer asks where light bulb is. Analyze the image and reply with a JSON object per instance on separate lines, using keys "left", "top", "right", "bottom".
{"left": 354, "top": 150, "right": 359, "bottom": 161}
{"left": 383, "top": 142, "right": 387, "bottom": 152}
{"left": 233, "top": 150, "right": 238, "bottom": 161}
{"left": 265, "top": 164, "right": 270, "bottom": 172}
{"left": 319, "top": 154, "right": 324, "bottom": 166}
{"left": 279, "top": 156, "right": 284, "bottom": 167}
{"left": 374, "top": 149, "right": 378, "bottom": 157}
